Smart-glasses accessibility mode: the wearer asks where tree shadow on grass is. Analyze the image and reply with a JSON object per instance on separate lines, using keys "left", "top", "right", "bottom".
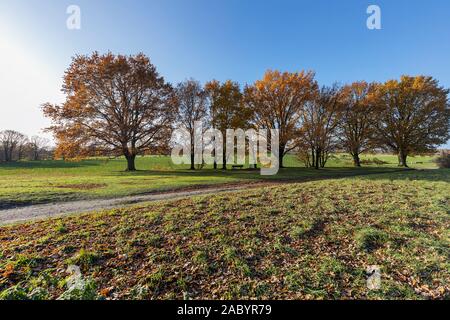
{"left": 106, "top": 166, "right": 414, "bottom": 182}
{"left": 0, "top": 160, "right": 102, "bottom": 170}
{"left": 108, "top": 166, "right": 450, "bottom": 184}
{"left": 360, "top": 168, "right": 450, "bottom": 183}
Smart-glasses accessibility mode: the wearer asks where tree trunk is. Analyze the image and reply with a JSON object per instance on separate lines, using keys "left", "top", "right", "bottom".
{"left": 398, "top": 149, "right": 408, "bottom": 167}
{"left": 6, "top": 147, "right": 12, "bottom": 162}
{"left": 279, "top": 145, "right": 285, "bottom": 168}
{"left": 190, "top": 153, "right": 195, "bottom": 170}
{"left": 315, "top": 148, "right": 320, "bottom": 170}
{"left": 222, "top": 150, "right": 227, "bottom": 170}
{"left": 352, "top": 153, "right": 361, "bottom": 167}
{"left": 125, "top": 154, "right": 137, "bottom": 171}
{"left": 190, "top": 136, "right": 196, "bottom": 170}
{"left": 279, "top": 154, "right": 284, "bottom": 169}
{"left": 212, "top": 138, "right": 217, "bottom": 169}
{"left": 320, "top": 154, "right": 327, "bottom": 168}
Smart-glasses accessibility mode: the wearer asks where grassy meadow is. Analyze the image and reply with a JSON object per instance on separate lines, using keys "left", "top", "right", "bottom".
{"left": 0, "top": 153, "right": 438, "bottom": 208}
{"left": 0, "top": 169, "right": 448, "bottom": 299}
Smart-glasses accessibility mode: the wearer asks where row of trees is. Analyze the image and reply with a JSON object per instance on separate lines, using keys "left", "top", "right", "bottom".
{"left": 43, "top": 52, "right": 450, "bottom": 171}
{"left": 0, "top": 130, "right": 52, "bottom": 162}
{"left": 296, "top": 78, "right": 450, "bottom": 169}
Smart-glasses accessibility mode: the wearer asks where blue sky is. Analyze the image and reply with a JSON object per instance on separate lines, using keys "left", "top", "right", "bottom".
{"left": 1, "top": 0, "right": 449, "bottom": 146}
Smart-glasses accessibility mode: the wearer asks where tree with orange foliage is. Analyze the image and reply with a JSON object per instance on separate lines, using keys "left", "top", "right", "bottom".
{"left": 43, "top": 52, "right": 176, "bottom": 171}
{"left": 339, "top": 82, "right": 378, "bottom": 167}
{"left": 244, "top": 70, "right": 317, "bottom": 168}
{"left": 373, "top": 76, "right": 450, "bottom": 167}
{"left": 205, "top": 80, "right": 251, "bottom": 169}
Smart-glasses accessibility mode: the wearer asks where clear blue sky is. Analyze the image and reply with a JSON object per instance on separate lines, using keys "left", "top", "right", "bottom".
{"left": 1, "top": 0, "right": 449, "bottom": 146}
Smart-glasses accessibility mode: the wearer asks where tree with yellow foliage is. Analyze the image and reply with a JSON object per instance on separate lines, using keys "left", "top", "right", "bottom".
{"left": 205, "top": 80, "right": 251, "bottom": 169}
{"left": 244, "top": 70, "right": 317, "bottom": 168}
{"left": 373, "top": 76, "right": 450, "bottom": 167}
{"left": 339, "top": 81, "right": 378, "bottom": 167}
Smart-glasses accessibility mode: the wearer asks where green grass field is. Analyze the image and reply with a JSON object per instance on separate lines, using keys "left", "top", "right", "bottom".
{"left": 0, "top": 169, "right": 448, "bottom": 299}
{"left": 0, "top": 153, "right": 438, "bottom": 208}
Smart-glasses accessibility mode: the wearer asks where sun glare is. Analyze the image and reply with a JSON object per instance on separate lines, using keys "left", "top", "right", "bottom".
{"left": 0, "top": 27, "right": 61, "bottom": 139}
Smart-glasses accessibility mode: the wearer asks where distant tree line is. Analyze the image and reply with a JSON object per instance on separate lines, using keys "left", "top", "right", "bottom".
{"left": 0, "top": 130, "right": 53, "bottom": 162}
{"left": 42, "top": 52, "right": 450, "bottom": 171}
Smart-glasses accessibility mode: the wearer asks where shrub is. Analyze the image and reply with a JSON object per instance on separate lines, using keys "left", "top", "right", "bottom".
{"left": 435, "top": 151, "right": 450, "bottom": 168}
{"left": 355, "top": 228, "right": 388, "bottom": 252}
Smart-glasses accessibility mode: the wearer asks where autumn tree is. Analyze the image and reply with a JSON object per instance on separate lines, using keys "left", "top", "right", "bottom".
{"left": 0, "top": 130, "right": 27, "bottom": 161}
{"left": 16, "top": 134, "right": 29, "bottom": 160}
{"left": 175, "top": 79, "right": 208, "bottom": 170}
{"left": 373, "top": 76, "right": 450, "bottom": 167}
{"left": 29, "top": 136, "right": 50, "bottom": 161}
{"left": 339, "top": 82, "right": 377, "bottom": 167}
{"left": 298, "top": 85, "right": 344, "bottom": 169}
{"left": 244, "top": 70, "right": 316, "bottom": 168}
{"left": 43, "top": 52, "right": 176, "bottom": 171}
{"left": 205, "top": 80, "right": 251, "bottom": 169}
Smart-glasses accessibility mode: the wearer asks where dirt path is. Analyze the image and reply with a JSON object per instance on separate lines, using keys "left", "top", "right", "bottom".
{"left": 0, "top": 181, "right": 285, "bottom": 226}
{"left": 0, "top": 169, "right": 411, "bottom": 226}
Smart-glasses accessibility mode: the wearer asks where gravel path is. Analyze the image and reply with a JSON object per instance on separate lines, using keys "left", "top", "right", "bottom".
{"left": 0, "top": 182, "right": 283, "bottom": 226}
{"left": 0, "top": 169, "right": 409, "bottom": 226}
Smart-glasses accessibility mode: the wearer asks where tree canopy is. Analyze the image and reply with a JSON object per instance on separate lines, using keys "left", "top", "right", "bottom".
{"left": 40, "top": 53, "right": 450, "bottom": 170}
{"left": 43, "top": 52, "right": 176, "bottom": 171}
{"left": 244, "top": 70, "right": 317, "bottom": 168}
{"left": 339, "top": 81, "right": 378, "bottom": 167}
{"left": 205, "top": 80, "right": 251, "bottom": 169}
{"left": 373, "top": 75, "right": 450, "bottom": 167}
